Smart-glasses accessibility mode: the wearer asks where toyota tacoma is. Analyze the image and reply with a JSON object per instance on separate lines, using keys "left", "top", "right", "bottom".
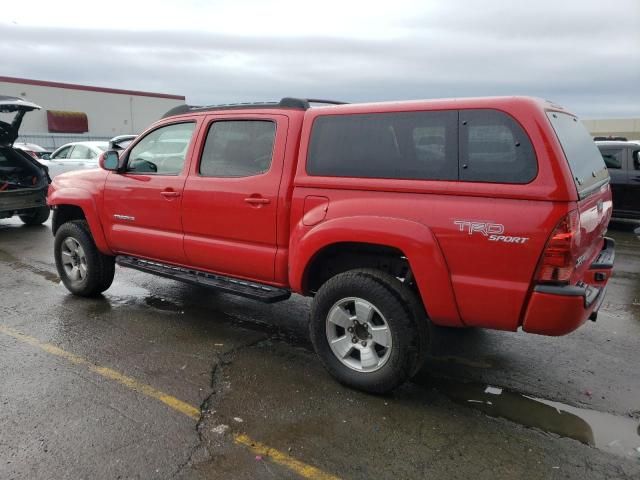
{"left": 48, "top": 96, "right": 615, "bottom": 393}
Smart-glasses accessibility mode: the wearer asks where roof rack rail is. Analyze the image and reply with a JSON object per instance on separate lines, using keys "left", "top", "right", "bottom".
{"left": 162, "top": 97, "right": 348, "bottom": 118}
{"left": 306, "top": 98, "right": 349, "bottom": 105}
{"left": 279, "top": 98, "right": 348, "bottom": 109}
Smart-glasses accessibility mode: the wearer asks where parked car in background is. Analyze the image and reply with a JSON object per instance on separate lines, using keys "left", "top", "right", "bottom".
{"left": 14, "top": 142, "right": 52, "bottom": 160}
{"left": 0, "top": 96, "right": 51, "bottom": 225}
{"left": 596, "top": 140, "right": 640, "bottom": 220}
{"left": 593, "top": 136, "right": 628, "bottom": 142}
{"left": 109, "top": 134, "right": 137, "bottom": 151}
{"left": 41, "top": 141, "right": 109, "bottom": 178}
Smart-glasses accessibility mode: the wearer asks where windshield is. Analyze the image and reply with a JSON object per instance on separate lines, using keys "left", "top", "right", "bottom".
{"left": 95, "top": 143, "right": 108, "bottom": 152}
{"left": 546, "top": 111, "right": 609, "bottom": 198}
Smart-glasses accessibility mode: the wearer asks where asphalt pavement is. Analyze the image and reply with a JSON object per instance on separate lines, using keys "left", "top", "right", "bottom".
{"left": 0, "top": 217, "right": 639, "bottom": 480}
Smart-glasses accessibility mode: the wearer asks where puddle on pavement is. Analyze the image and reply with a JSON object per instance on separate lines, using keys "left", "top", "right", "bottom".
{"left": 0, "top": 249, "right": 60, "bottom": 284}
{"left": 103, "top": 282, "right": 184, "bottom": 313}
{"left": 144, "top": 296, "right": 184, "bottom": 312}
{"left": 432, "top": 378, "right": 640, "bottom": 459}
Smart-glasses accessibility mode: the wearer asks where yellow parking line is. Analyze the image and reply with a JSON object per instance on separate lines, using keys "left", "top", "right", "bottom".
{"left": 0, "top": 324, "right": 200, "bottom": 419}
{"left": 0, "top": 324, "right": 341, "bottom": 480}
{"left": 235, "top": 434, "right": 341, "bottom": 480}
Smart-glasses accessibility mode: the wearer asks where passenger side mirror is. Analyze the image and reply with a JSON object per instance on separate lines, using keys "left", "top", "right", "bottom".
{"left": 99, "top": 150, "right": 124, "bottom": 172}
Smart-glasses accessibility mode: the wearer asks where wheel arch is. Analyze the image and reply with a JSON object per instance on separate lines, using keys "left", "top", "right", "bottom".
{"left": 49, "top": 188, "right": 112, "bottom": 255}
{"left": 290, "top": 216, "right": 462, "bottom": 327}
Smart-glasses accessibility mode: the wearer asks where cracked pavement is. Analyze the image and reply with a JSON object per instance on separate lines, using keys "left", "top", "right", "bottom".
{"left": 1, "top": 218, "right": 639, "bottom": 479}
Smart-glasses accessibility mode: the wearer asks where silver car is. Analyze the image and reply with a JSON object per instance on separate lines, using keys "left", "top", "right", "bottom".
{"left": 42, "top": 141, "right": 108, "bottom": 178}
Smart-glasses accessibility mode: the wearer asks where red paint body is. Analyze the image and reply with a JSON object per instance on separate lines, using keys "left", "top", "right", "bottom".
{"left": 48, "top": 97, "right": 613, "bottom": 336}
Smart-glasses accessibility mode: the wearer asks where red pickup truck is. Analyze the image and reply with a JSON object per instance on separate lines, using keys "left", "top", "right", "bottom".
{"left": 48, "top": 96, "right": 614, "bottom": 393}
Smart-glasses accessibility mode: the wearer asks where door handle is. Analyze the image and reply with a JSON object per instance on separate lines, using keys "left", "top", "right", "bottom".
{"left": 160, "top": 190, "right": 181, "bottom": 198}
{"left": 244, "top": 196, "right": 270, "bottom": 205}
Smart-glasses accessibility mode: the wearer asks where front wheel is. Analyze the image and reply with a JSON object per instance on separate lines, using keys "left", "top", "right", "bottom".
{"left": 54, "top": 220, "right": 115, "bottom": 296}
{"left": 309, "top": 269, "right": 427, "bottom": 394}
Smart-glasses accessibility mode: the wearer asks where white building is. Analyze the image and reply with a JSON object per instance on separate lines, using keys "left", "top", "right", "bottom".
{"left": 0, "top": 76, "right": 185, "bottom": 150}
{"left": 582, "top": 118, "right": 640, "bottom": 141}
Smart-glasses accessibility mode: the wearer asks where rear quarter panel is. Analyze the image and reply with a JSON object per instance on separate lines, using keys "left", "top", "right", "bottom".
{"left": 290, "top": 189, "right": 570, "bottom": 330}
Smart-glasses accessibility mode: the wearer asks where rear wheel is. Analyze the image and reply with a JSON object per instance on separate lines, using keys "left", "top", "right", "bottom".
{"left": 309, "top": 269, "right": 427, "bottom": 393}
{"left": 19, "top": 206, "right": 50, "bottom": 225}
{"left": 54, "top": 220, "right": 115, "bottom": 296}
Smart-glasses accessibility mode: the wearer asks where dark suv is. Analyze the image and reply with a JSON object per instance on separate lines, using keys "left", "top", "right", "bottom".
{"left": 0, "top": 96, "right": 51, "bottom": 225}
{"left": 596, "top": 140, "right": 640, "bottom": 220}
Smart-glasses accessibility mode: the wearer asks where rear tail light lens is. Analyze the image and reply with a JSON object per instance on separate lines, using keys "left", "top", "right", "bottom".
{"left": 536, "top": 210, "right": 580, "bottom": 285}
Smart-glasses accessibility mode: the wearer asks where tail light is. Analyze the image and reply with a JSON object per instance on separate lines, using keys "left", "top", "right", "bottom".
{"left": 535, "top": 210, "right": 580, "bottom": 285}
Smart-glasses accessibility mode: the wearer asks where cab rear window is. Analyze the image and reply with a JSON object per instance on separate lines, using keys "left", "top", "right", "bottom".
{"left": 546, "top": 112, "right": 609, "bottom": 198}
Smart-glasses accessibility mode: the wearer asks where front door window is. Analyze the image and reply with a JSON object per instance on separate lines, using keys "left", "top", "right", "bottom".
{"left": 127, "top": 122, "right": 195, "bottom": 175}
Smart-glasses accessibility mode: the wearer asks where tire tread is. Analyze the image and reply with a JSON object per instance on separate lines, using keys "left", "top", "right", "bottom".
{"left": 19, "top": 206, "right": 50, "bottom": 225}
{"left": 54, "top": 220, "right": 115, "bottom": 296}
{"left": 309, "top": 268, "right": 428, "bottom": 393}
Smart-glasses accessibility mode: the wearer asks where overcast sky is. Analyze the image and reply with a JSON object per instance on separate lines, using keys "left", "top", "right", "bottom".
{"left": 2, "top": 0, "right": 639, "bottom": 118}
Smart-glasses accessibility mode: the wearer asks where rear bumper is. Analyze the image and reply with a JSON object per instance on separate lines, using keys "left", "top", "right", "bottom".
{"left": 0, "top": 187, "right": 48, "bottom": 216}
{"left": 522, "top": 237, "right": 614, "bottom": 336}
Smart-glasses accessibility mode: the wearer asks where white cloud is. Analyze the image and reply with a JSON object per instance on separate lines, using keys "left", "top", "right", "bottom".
{"left": 1, "top": 0, "right": 639, "bottom": 118}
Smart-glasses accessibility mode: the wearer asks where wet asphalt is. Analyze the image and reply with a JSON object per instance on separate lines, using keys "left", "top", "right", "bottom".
{"left": 0, "top": 217, "right": 639, "bottom": 479}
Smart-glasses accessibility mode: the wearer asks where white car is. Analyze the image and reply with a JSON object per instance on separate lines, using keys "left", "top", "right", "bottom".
{"left": 42, "top": 141, "right": 108, "bottom": 178}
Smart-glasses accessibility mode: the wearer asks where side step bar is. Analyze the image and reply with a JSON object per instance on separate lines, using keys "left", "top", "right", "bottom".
{"left": 116, "top": 256, "right": 291, "bottom": 303}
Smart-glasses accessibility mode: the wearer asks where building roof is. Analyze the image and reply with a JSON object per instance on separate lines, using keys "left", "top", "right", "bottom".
{"left": 594, "top": 140, "right": 640, "bottom": 147}
{"left": 0, "top": 75, "right": 185, "bottom": 101}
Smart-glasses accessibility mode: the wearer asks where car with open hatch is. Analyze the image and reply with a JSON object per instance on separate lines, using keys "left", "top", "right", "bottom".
{"left": 0, "top": 96, "right": 51, "bottom": 225}
{"left": 47, "top": 95, "right": 614, "bottom": 393}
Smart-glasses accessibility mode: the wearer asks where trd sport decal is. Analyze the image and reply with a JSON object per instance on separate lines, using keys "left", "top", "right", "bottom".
{"left": 454, "top": 220, "right": 529, "bottom": 244}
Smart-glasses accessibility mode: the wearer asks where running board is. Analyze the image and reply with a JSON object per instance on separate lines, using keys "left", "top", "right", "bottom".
{"left": 115, "top": 256, "right": 291, "bottom": 303}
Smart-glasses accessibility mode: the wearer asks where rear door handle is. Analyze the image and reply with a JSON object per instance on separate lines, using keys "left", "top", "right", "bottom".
{"left": 244, "top": 197, "right": 270, "bottom": 205}
{"left": 160, "top": 190, "right": 181, "bottom": 198}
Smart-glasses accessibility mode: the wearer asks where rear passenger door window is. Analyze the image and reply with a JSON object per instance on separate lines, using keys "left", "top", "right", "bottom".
{"left": 307, "top": 111, "right": 458, "bottom": 180}
{"left": 459, "top": 110, "right": 537, "bottom": 184}
{"left": 633, "top": 150, "right": 640, "bottom": 170}
{"left": 199, "top": 121, "right": 276, "bottom": 177}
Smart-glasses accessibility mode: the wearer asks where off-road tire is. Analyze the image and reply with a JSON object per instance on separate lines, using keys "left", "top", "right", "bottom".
{"left": 19, "top": 206, "right": 50, "bottom": 225}
{"left": 309, "top": 269, "right": 428, "bottom": 394}
{"left": 54, "top": 220, "right": 115, "bottom": 296}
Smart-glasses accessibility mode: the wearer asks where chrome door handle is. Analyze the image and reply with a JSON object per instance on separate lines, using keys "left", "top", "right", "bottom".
{"left": 160, "top": 190, "right": 181, "bottom": 198}
{"left": 244, "top": 197, "right": 270, "bottom": 205}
